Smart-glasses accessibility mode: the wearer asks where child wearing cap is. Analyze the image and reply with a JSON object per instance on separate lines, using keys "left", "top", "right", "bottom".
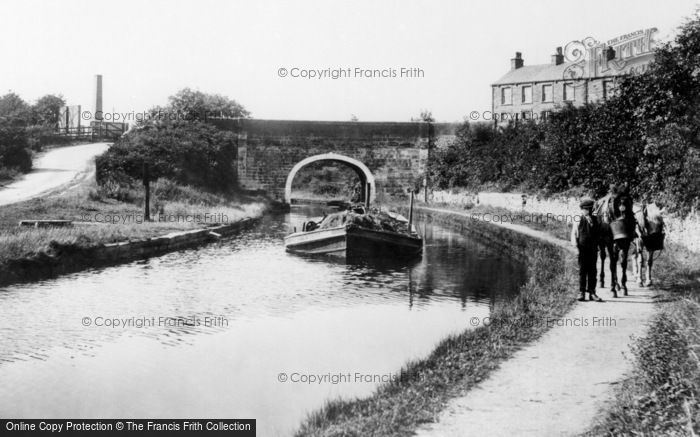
{"left": 571, "top": 198, "right": 604, "bottom": 302}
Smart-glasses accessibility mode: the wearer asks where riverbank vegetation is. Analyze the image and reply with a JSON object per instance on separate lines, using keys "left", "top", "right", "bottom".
{"left": 0, "top": 179, "right": 266, "bottom": 265}
{"left": 290, "top": 161, "right": 359, "bottom": 201}
{"left": 430, "top": 10, "right": 700, "bottom": 215}
{"left": 0, "top": 92, "right": 78, "bottom": 181}
{"left": 585, "top": 242, "right": 700, "bottom": 436}
{"left": 427, "top": 11, "right": 700, "bottom": 435}
{"left": 96, "top": 88, "right": 249, "bottom": 194}
{"left": 412, "top": 197, "right": 700, "bottom": 435}
{"left": 295, "top": 222, "right": 576, "bottom": 436}
{"left": 0, "top": 88, "right": 268, "bottom": 277}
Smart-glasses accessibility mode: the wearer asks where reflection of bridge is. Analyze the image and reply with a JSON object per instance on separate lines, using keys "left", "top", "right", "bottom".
{"left": 211, "top": 119, "right": 458, "bottom": 204}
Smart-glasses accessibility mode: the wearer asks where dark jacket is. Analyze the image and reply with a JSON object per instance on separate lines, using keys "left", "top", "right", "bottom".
{"left": 571, "top": 215, "right": 599, "bottom": 249}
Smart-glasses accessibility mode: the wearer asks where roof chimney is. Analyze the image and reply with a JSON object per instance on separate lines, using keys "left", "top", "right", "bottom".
{"left": 551, "top": 47, "right": 564, "bottom": 65}
{"left": 606, "top": 46, "right": 616, "bottom": 61}
{"left": 511, "top": 52, "right": 524, "bottom": 70}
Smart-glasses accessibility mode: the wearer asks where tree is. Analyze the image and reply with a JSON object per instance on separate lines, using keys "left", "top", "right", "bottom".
{"left": 0, "top": 118, "right": 31, "bottom": 173}
{"left": 31, "top": 94, "right": 66, "bottom": 126}
{"left": 428, "top": 9, "right": 700, "bottom": 212}
{"left": 0, "top": 93, "right": 32, "bottom": 175}
{"left": 0, "top": 93, "right": 31, "bottom": 122}
{"left": 411, "top": 110, "right": 434, "bottom": 122}
{"left": 168, "top": 88, "right": 250, "bottom": 120}
{"left": 607, "top": 9, "right": 700, "bottom": 211}
{"left": 96, "top": 119, "right": 238, "bottom": 194}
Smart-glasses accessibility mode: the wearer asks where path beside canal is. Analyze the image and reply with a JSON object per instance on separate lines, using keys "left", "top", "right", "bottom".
{"left": 414, "top": 206, "right": 659, "bottom": 437}
{"left": 0, "top": 142, "right": 110, "bottom": 206}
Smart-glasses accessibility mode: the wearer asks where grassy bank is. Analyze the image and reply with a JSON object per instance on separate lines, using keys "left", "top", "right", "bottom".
{"left": 411, "top": 201, "right": 700, "bottom": 435}
{"left": 294, "top": 208, "right": 577, "bottom": 436}
{"left": 585, "top": 241, "right": 700, "bottom": 436}
{"left": 0, "top": 179, "right": 267, "bottom": 265}
{"left": 399, "top": 200, "right": 699, "bottom": 436}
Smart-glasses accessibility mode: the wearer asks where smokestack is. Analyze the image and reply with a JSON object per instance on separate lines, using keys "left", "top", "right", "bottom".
{"left": 551, "top": 47, "right": 564, "bottom": 65}
{"left": 511, "top": 52, "right": 524, "bottom": 70}
{"left": 94, "top": 74, "right": 103, "bottom": 121}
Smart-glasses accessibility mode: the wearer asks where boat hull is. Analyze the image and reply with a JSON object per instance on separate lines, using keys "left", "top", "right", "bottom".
{"left": 284, "top": 226, "right": 422, "bottom": 258}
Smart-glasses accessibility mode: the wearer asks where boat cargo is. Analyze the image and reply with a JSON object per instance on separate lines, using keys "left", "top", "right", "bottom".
{"left": 284, "top": 206, "right": 422, "bottom": 258}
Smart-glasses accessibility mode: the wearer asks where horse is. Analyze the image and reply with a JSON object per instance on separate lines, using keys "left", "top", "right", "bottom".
{"left": 594, "top": 190, "right": 635, "bottom": 297}
{"left": 631, "top": 203, "right": 664, "bottom": 287}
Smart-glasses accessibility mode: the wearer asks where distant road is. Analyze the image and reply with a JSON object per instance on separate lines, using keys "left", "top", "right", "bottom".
{"left": 0, "top": 142, "right": 110, "bottom": 206}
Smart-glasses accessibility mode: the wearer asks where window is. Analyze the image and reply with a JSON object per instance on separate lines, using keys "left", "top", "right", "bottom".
{"left": 564, "top": 83, "right": 575, "bottom": 101}
{"left": 521, "top": 85, "right": 532, "bottom": 104}
{"left": 603, "top": 80, "right": 616, "bottom": 99}
{"left": 542, "top": 84, "right": 553, "bottom": 102}
{"left": 501, "top": 87, "right": 512, "bottom": 105}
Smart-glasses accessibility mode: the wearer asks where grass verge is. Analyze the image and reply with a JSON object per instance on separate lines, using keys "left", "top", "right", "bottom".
{"left": 294, "top": 212, "right": 577, "bottom": 436}
{"left": 0, "top": 179, "right": 267, "bottom": 264}
{"left": 584, "top": 241, "right": 700, "bottom": 436}
{"left": 401, "top": 200, "right": 700, "bottom": 436}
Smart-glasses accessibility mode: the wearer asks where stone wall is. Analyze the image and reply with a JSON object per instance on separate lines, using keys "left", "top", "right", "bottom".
{"left": 211, "top": 119, "right": 458, "bottom": 201}
{"left": 431, "top": 189, "right": 700, "bottom": 253}
{"left": 401, "top": 206, "right": 570, "bottom": 265}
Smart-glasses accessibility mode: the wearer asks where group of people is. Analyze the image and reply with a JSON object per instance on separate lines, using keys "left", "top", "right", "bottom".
{"left": 571, "top": 183, "right": 665, "bottom": 302}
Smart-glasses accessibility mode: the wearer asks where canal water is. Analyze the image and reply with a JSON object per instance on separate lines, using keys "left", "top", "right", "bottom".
{"left": 0, "top": 207, "right": 526, "bottom": 436}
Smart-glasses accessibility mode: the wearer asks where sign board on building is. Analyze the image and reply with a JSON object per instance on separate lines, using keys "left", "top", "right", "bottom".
{"left": 564, "top": 28, "right": 657, "bottom": 82}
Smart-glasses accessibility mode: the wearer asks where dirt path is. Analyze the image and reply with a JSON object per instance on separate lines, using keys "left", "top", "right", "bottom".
{"left": 0, "top": 142, "right": 110, "bottom": 206}
{"left": 414, "top": 207, "right": 659, "bottom": 437}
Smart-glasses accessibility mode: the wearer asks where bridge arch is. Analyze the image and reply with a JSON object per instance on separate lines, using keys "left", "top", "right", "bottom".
{"left": 284, "top": 153, "right": 376, "bottom": 205}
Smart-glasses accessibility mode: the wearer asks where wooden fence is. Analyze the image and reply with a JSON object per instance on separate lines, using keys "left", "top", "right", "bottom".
{"left": 56, "top": 123, "right": 128, "bottom": 141}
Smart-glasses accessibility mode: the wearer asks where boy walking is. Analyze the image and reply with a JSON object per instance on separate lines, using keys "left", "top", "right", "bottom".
{"left": 571, "top": 198, "right": 604, "bottom": 302}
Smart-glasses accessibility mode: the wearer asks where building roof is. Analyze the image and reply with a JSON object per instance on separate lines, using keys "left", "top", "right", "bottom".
{"left": 493, "top": 63, "right": 571, "bottom": 85}
{"left": 492, "top": 53, "right": 655, "bottom": 86}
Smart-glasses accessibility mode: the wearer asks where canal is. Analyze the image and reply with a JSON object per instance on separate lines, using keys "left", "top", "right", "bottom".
{"left": 0, "top": 207, "right": 526, "bottom": 436}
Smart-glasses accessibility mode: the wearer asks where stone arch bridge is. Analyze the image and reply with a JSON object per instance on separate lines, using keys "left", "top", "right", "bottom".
{"left": 210, "top": 119, "right": 458, "bottom": 204}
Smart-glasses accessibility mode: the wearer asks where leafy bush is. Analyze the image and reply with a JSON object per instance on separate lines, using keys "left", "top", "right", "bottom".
{"left": 96, "top": 88, "right": 250, "bottom": 198}
{"left": 96, "top": 119, "right": 238, "bottom": 193}
{"left": 291, "top": 161, "right": 358, "bottom": 199}
{"left": 0, "top": 92, "right": 67, "bottom": 178}
{"left": 0, "top": 117, "right": 32, "bottom": 174}
{"left": 431, "top": 10, "right": 700, "bottom": 214}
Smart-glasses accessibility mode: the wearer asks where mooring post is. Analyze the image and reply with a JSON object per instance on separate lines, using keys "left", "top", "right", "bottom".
{"left": 424, "top": 121, "right": 433, "bottom": 204}
{"left": 408, "top": 190, "right": 414, "bottom": 233}
{"left": 365, "top": 183, "right": 370, "bottom": 209}
{"left": 143, "top": 163, "right": 151, "bottom": 222}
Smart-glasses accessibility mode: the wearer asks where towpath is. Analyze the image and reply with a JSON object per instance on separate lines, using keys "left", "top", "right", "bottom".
{"left": 414, "top": 206, "right": 658, "bottom": 437}
{"left": 0, "top": 142, "right": 110, "bottom": 206}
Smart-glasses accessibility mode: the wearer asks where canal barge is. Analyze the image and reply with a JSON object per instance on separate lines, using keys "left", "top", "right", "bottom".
{"left": 284, "top": 205, "right": 422, "bottom": 258}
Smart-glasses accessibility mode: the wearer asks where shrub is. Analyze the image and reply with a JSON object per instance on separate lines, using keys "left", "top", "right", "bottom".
{"left": 430, "top": 10, "right": 700, "bottom": 214}
{"left": 96, "top": 120, "right": 238, "bottom": 193}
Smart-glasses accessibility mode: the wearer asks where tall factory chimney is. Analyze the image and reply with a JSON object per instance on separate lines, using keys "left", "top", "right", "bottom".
{"left": 94, "top": 74, "right": 103, "bottom": 121}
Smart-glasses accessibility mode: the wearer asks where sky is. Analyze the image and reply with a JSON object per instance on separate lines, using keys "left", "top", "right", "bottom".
{"left": 1, "top": 0, "right": 698, "bottom": 123}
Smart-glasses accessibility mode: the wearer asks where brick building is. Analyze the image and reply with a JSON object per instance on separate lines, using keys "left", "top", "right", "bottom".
{"left": 491, "top": 28, "right": 657, "bottom": 124}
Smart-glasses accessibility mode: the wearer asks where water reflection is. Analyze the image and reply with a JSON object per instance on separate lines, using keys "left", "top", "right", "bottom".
{"left": 0, "top": 206, "right": 526, "bottom": 436}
